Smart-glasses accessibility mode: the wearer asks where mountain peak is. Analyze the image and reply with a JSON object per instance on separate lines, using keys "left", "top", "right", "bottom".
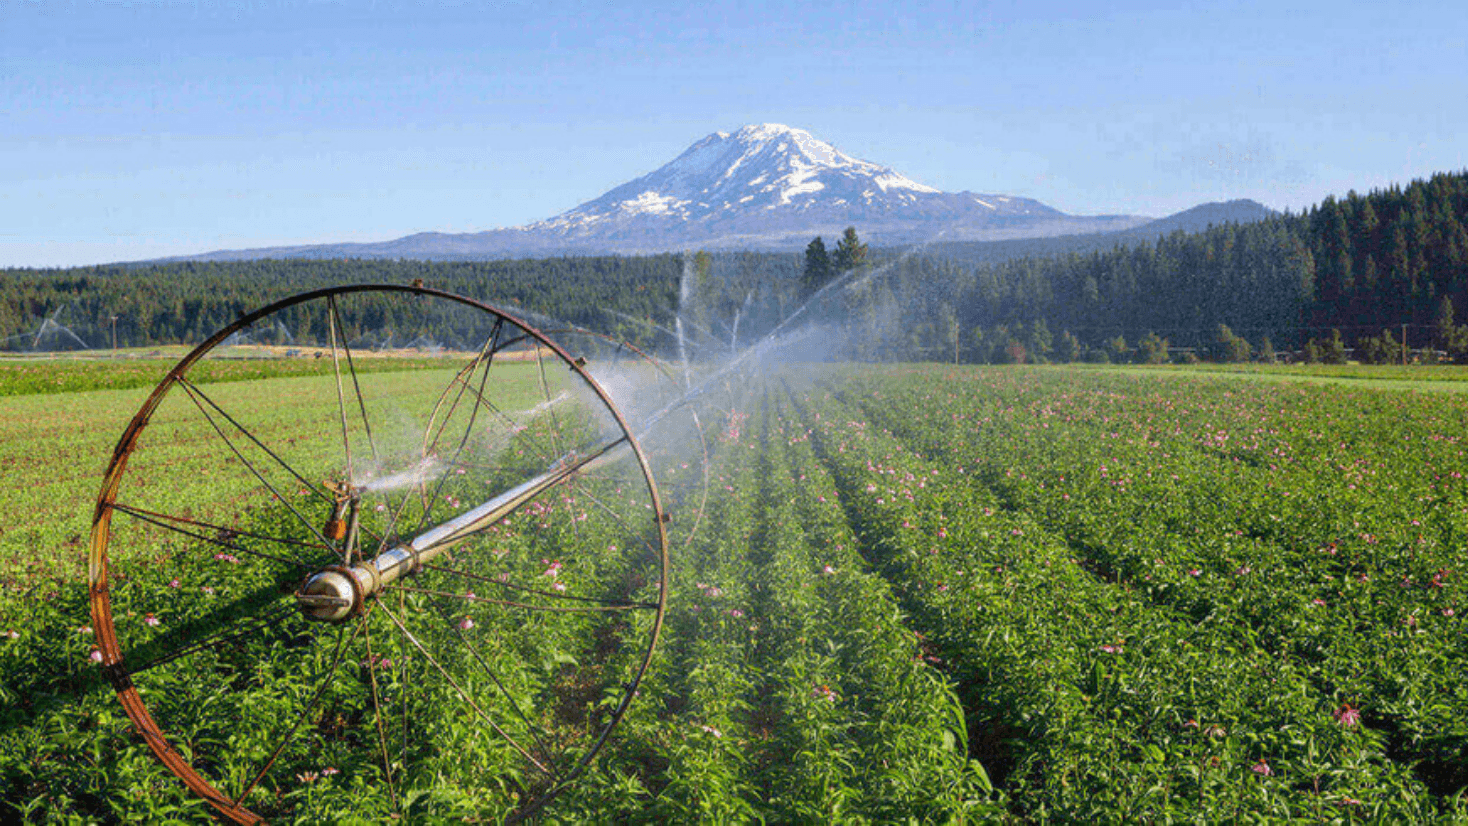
{"left": 537, "top": 124, "right": 947, "bottom": 237}
{"left": 729, "top": 122, "right": 799, "bottom": 140}
{"left": 167, "top": 125, "right": 1150, "bottom": 262}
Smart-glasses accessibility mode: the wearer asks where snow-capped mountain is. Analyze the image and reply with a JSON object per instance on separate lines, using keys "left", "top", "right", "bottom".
{"left": 541, "top": 123, "right": 948, "bottom": 229}
{"left": 516, "top": 123, "right": 1120, "bottom": 249}
{"left": 172, "top": 124, "right": 1148, "bottom": 262}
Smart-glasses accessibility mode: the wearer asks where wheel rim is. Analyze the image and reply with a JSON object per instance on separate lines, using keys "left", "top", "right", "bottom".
{"left": 89, "top": 284, "right": 670, "bottom": 822}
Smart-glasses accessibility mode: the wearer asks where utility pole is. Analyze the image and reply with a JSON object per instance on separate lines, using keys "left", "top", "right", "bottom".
{"left": 110, "top": 315, "right": 118, "bottom": 352}
{"left": 1402, "top": 322, "right": 1408, "bottom": 365}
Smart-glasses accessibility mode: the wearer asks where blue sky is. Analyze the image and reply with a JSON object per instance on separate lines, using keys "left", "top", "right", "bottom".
{"left": 5, "top": 0, "right": 1465, "bottom": 267}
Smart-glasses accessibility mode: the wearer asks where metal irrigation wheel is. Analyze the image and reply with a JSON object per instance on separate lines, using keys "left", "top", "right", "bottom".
{"left": 88, "top": 284, "right": 670, "bottom": 823}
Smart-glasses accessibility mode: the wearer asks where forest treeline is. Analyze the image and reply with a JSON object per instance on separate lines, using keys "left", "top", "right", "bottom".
{"left": 5, "top": 170, "right": 1468, "bottom": 364}
{"left": 820, "top": 169, "right": 1468, "bottom": 363}
{"left": 0, "top": 256, "right": 687, "bottom": 352}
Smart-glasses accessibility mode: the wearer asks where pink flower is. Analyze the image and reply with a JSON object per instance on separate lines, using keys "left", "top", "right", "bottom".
{"left": 1099, "top": 644, "right": 1122, "bottom": 654}
{"left": 552, "top": 581, "right": 567, "bottom": 592}
{"left": 321, "top": 767, "right": 339, "bottom": 776}
{"left": 700, "top": 724, "right": 723, "bottom": 738}
{"left": 821, "top": 565, "right": 836, "bottom": 575}
{"left": 1334, "top": 704, "right": 1361, "bottom": 727}
{"left": 144, "top": 614, "right": 160, "bottom": 627}
{"left": 89, "top": 650, "right": 104, "bottom": 663}
{"left": 1251, "top": 759, "right": 1273, "bottom": 777}
{"left": 201, "top": 586, "right": 215, "bottom": 595}
{"left": 167, "top": 579, "right": 180, "bottom": 589}
{"left": 729, "top": 609, "right": 744, "bottom": 618}
{"left": 812, "top": 684, "right": 836, "bottom": 703}
{"left": 2, "top": 629, "right": 17, "bottom": 640}
{"left": 213, "top": 552, "right": 239, "bottom": 564}
{"left": 1187, "top": 568, "right": 1202, "bottom": 577}
{"left": 458, "top": 616, "right": 475, "bottom": 631}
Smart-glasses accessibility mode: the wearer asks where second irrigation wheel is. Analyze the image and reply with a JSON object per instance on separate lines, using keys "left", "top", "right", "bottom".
{"left": 88, "top": 284, "right": 671, "bottom": 822}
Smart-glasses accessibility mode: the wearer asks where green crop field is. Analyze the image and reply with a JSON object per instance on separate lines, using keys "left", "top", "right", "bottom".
{"left": 2, "top": 359, "right": 1466, "bottom": 822}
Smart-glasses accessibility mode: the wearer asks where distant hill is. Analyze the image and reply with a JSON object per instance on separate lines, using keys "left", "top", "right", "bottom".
{"left": 1127, "top": 199, "right": 1277, "bottom": 237}
{"left": 907, "top": 199, "right": 1278, "bottom": 268}
{"left": 161, "top": 124, "right": 1147, "bottom": 263}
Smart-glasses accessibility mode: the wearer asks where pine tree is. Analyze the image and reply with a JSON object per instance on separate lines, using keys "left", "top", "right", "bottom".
{"left": 833, "top": 227, "right": 868, "bottom": 272}
{"left": 1435, "top": 295, "right": 1456, "bottom": 349}
{"left": 801, "top": 237, "right": 831, "bottom": 300}
{"left": 1026, "top": 319, "right": 1053, "bottom": 362}
{"left": 1055, "top": 330, "right": 1082, "bottom": 363}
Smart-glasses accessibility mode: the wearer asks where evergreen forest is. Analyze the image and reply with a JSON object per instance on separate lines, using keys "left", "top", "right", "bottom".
{"left": 4, "top": 170, "right": 1468, "bottom": 364}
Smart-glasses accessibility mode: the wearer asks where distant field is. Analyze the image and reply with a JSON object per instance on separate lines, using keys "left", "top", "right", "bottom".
{"left": 0, "top": 346, "right": 553, "bottom": 397}
{"left": 1101, "top": 361, "right": 1468, "bottom": 393}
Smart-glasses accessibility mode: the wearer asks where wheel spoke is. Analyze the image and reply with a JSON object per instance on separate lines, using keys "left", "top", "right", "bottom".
{"left": 108, "top": 503, "right": 326, "bottom": 570}
{"left": 178, "top": 379, "right": 335, "bottom": 549}
{"left": 533, "top": 340, "right": 566, "bottom": 461}
{"left": 447, "top": 373, "right": 565, "bottom": 466}
{"left": 235, "top": 619, "right": 363, "bottom": 806}
{"left": 361, "top": 611, "right": 401, "bottom": 813}
{"left": 413, "top": 320, "right": 505, "bottom": 537}
{"left": 375, "top": 599, "right": 555, "bottom": 779}
{"left": 560, "top": 482, "right": 663, "bottom": 564}
{"left": 330, "top": 294, "right": 381, "bottom": 468}
{"left": 453, "top": 624, "right": 561, "bottom": 783}
{"left": 177, "top": 378, "right": 334, "bottom": 507}
{"left": 125, "top": 600, "right": 298, "bottom": 677}
{"left": 328, "top": 296, "right": 359, "bottom": 494}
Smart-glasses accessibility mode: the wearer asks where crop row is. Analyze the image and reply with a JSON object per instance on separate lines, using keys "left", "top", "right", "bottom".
{"left": 795, "top": 365, "right": 1466, "bottom": 819}
{"left": 555, "top": 394, "right": 1000, "bottom": 821}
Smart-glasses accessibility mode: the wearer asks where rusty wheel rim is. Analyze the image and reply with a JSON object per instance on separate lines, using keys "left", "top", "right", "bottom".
{"left": 89, "top": 284, "right": 670, "bottom": 822}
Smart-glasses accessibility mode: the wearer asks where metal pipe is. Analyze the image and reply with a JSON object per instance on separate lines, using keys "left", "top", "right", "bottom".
{"left": 299, "top": 435, "right": 627, "bottom": 621}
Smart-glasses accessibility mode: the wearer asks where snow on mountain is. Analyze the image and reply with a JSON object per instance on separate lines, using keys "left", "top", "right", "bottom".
{"left": 169, "top": 124, "right": 1149, "bottom": 262}
{"left": 492, "top": 122, "right": 1139, "bottom": 252}
{"left": 539, "top": 123, "right": 941, "bottom": 230}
